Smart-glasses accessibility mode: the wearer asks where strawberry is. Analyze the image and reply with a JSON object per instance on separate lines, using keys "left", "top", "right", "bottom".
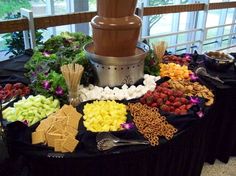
{"left": 179, "top": 105, "right": 186, "bottom": 110}
{"left": 176, "top": 90, "right": 184, "bottom": 97}
{"left": 169, "top": 96, "right": 175, "bottom": 101}
{"left": 140, "top": 97, "right": 146, "bottom": 104}
{"left": 146, "top": 90, "right": 153, "bottom": 95}
{"left": 165, "top": 100, "right": 171, "bottom": 106}
{"left": 186, "top": 104, "right": 193, "bottom": 109}
{"left": 22, "top": 87, "right": 30, "bottom": 95}
{"left": 161, "top": 82, "right": 169, "bottom": 88}
{"left": 13, "top": 83, "right": 24, "bottom": 89}
{"left": 180, "top": 98, "right": 188, "bottom": 104}
{"left": 146, "top": 96, "right": 154, "bottom": 105}
{"left": 174, "top": 97, "right": 181, "bottom": 102}
{"left": 167, "top": 89, "right": 174, "bottom": 96}
{"left": 155, "top": 86, "right": 162, "bottom": 92}
{"left": 173, "top": 102, "right": 181, "bottom": 107}
{"left": 4, "top": 84, "right": 12, "bottom": 90}
{"left": 151, "top": 102, "right": 158, "bottom": 107}
{"left": 161, "top": 105, "right": 170, "bottom": 112}
{"left": 170, "top": 106, "right": 175, "bottom": 112}
{"left": 160, "top": 93, "right": 167, "bottom": 99}
{"left": 153, "top": 93, "right": 160, "bottom": 100}
{"left": 156, "top": 98, "right": 163, "bottom": 106}
{"left": 174, "top": 108, "right": 181, "bottom": 115}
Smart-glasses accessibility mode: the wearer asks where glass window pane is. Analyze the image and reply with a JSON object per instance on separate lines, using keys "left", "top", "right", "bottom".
{"left": 54, "top": 0, "right": 67, "bottom": 15}
{"left": 31, "top": 1, "right": 47, "bottom": 17}
{"left": 206, "top": 10, "right": 221, "bottom": 28}
{"left": 89, "top": 0, "right": 96, "bottom": 11}
{"left": 226, "top": 9, "right": 234, "bottom": 24}
{"left": 179, "top": 12, "right": 188, "bottom": 31}
{"left": 147, "top": 14, "right": 173, "bottom": 35}
{"left": 224, "top": 26, "right": 231, "bottom": 35}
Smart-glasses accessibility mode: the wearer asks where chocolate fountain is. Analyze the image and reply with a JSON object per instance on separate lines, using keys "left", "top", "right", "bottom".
{"left": 84, "top": 0, "right": 149, "bottom": 87}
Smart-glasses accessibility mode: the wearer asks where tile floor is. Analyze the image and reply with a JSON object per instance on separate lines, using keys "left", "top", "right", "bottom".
{"left": 201, "top": 157, "right": 236, "bottom": 176}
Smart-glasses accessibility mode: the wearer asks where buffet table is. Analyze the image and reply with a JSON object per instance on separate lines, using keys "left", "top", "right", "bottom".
{"left": 4, "top": 108, "right": 208, "bottom": 176}
{"left": 0, "top": 52, "right": 236, "bottom": 176}
{"left": 194, "top": 53, "right": 236, "bottom": 164}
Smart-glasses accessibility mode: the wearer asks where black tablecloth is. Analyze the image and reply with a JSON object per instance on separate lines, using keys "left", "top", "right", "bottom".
{"left": 0, "top": 50, "right": 32, "bottom": 85}
{"left": 3, "top": 117, "right": 208, "bottom": 176}
{"left": 192, "top": 53, "right": 236, "bottom": 164}
{"left": 0, "top": 52, "right": 236, "bottom": 176}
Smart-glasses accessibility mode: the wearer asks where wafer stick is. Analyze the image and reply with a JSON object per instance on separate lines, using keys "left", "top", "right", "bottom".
{"left": 152, "top": 41, "right": 168, "bottom": 63}
{"left": 61, "top": 64, "right": 84, "bottom": 106}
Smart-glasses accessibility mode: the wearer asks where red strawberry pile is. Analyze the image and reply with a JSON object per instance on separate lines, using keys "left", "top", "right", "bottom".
{"left": 140, "top": 82, "right": 193, "bottom": 115}
{"left": 0, "top": 83, "right": 30, "bottom": 101}
{"left": 163, "top": 55, "right": 191, "bottom": 66}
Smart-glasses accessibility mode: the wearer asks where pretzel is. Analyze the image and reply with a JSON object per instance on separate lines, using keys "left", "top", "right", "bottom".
{"left": 128, "top": 103, "right": 178, "bottom": 146}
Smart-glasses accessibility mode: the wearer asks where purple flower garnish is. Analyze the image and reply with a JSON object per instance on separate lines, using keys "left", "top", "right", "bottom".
{"left": 42, "top": 80, "right": 51, "bottom": 90}
{"left": 121, "top": 122, "right": 135, "bottom": 130}
{"left": 190, "top": 73, "right": 198, "bottom": 81}
{"left": 55, "top": 86, "right": 64, "bottom": 96}
{"left": 43, "top": 51, "right": 50, "bottom": 57}
{"left": 190, "top": 96, "right": 200, "bottom": 105}
{"left": 149, "top": 59, "right": 155, "bottom": 66}
{"left": 36, "top": 65, "right": 43, "bottom": 72}
{"left": 31, "top": 72, "right": 36, "bottom": 77}
{"left": 22, "top": 120, "right": 28, "bottom": 126}
{"left": 197, "top": 110, "right": 204, "bottom": 118}
{"left": 184, "top": 54, "right": 191, "bottom": 61}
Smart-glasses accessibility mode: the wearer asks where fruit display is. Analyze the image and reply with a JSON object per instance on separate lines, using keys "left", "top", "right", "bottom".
{"left": 0, "top": 83, "right": 30, "bottom": 101}
{"left": 162, "top": 55, "right": 191, "bottom": 65}
{"left": 83, "top": 100, "right": 127, "bottom": 132}
{"left": 160, "top": 63, "right": 192, "bottom": 80}
{"left": 32, "top": 104, "right": 82, "bottom": 153}
{"left": 140, "top": 82, "right": 193, "bottom": 115}
{"left": 168, "top": 79, "right": 214, "bottom": 106}
{"left": 2, "top": 95, "right": 60, "bottom": 126}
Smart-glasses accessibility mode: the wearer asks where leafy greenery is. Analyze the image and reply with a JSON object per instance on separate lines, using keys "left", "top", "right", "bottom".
{"left": 144, "top": 50, "right": 160, "bottom": 76}
{"left": 0, "top": 0, "right": 31, "bottom": 19}
{"left": 31, "top": 71, "right": 68, "bottom": 104}
{"left": 25, "top": 32, "right": 94, "bottom": 104}
{"left": 2, "top": 12, "right": 44, "bottom": 57}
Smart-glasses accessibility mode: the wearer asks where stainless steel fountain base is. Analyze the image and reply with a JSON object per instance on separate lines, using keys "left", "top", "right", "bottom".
{"left": 84, "top": 42, "right": 149, "bottom": 87}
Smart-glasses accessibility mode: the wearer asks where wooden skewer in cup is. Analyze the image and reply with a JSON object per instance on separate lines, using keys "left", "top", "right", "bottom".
{"left": 61, "top": 64, "right": 84, "bottom": 106}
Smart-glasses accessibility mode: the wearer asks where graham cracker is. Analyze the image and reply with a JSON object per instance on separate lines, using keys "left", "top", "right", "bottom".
{"left": 54, "top": 139, "right": 65, "bottom": 152}
{"left": 46, "top": 133, "right": 62, "bottom": 147}
{"left": 62, "top": 136, "right": 79, "bottom": 153}
{"left": 32, "top": 131, "right": 45, "bottom": 144}
{"left": 65, "top": 125, "right": 78, "bottom": 137}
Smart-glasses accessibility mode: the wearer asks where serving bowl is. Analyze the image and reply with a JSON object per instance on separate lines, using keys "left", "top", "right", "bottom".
{"left": 204, "top": 51, "right": 235, "bottom": 72}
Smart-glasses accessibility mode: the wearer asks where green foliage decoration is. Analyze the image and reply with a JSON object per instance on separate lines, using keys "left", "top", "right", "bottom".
{"left": 144, "top": 49, "right": 160, "bottom": 76}
{"left": 2, "top": 12, "right": 44, "bottom": 57}
{"left": 25, "top": 32, "right": 94, "bottom": 105}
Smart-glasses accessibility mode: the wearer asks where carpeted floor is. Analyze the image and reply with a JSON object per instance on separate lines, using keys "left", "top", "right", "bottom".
{"left": 201, "top": 157, "right": 236, "bottom": 176}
